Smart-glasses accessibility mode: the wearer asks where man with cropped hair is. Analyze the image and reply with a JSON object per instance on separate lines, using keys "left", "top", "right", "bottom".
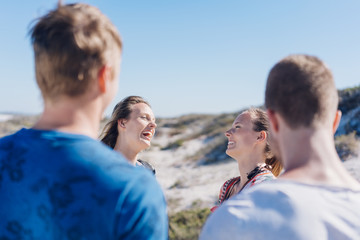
{"left": 0, "top": 3, "right": 167, "bottom": 239}
{"left": 200, "top": 54, "right": 360, "bottom": 239}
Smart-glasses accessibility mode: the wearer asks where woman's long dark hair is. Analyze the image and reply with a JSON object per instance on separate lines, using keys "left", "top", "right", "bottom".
{"left": 247, "top": 108, "right": 283, "bottom": 176}
{"left": 100, "top": 96, "right": 150, "bottom": 148}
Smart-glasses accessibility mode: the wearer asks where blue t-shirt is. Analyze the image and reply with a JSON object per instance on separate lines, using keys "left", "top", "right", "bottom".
{"left": 0, "top": 128, "right": 168, "bottom": 240}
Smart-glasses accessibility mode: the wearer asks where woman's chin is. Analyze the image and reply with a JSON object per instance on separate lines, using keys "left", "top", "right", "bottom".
{"left": 225, "top": 148, "right": 232, "bottom": 156}
{"left": 225, "top": 148, "right": 237, "bottom": 159}
{"left": 139, "top": 139, "right": 151, "bottom": 148}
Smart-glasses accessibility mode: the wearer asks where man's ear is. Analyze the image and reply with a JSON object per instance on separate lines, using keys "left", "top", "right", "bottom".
{"left": 332, "top": 110, "right": 342, "bottom": 134}
{"left": 267, "top": 109, "right": 279, "bottom": 133}
{"left": 98, "top": 65, "right": 112, "bottom": 93}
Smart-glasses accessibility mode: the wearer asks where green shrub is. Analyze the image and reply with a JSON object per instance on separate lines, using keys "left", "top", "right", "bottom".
{"left": 186, "top": 133, "right": 231, "bottom": 164}
{"left": 169, "top": 208, "right": 211, "bottom": 240}
{"left": 162, "top": 139, "right": 185, "bottom": 150}
{"left": 169, "top": 179, "right": 186, "bottom": 189}
{"left": 338, "top": 85, "right": 360, "bottom": 115}
{"left": 335, "top": 132, "right": 359, "bottom": 161}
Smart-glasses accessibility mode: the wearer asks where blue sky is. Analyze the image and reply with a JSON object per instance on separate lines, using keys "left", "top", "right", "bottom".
{"left": 1, "top": 0, "right": 359, "bottom": 117}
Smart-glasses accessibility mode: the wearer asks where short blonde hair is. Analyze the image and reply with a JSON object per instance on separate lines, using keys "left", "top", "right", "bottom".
{"left": 30, "top": 3, "right": 122, "bottom": 99}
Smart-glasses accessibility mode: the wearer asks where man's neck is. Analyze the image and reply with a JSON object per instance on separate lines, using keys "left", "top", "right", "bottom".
{"left": 279, "top": 127, "right": 360, "bottom": 189}
{"left": 33, "top": 97, "right": 103, "bottom": 139}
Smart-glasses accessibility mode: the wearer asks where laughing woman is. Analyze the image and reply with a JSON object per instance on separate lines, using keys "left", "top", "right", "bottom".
{"left": 100, "top": 96, "right": 157, "bottom": 174}
{"left": 211, "top": 108, "right": 282, "bottom": 212}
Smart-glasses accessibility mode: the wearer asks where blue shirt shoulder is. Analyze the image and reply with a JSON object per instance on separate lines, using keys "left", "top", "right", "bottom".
{"left": 0, "top": 128, "right": 168, "bottom": 240}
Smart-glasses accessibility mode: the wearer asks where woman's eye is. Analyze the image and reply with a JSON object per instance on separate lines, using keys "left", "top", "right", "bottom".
{"left": 235, "top": 126, "right": 240, "bottom": 129}
{"left": 141, "top": 116, "right": 152, "bottom": 122}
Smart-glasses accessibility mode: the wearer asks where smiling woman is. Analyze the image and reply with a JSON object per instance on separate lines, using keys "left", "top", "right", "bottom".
{"left": 211, "top": 108, "right": 282, "bottom": 212}
{"left": 100, "top": 96, "right": 157, "bottom": 174}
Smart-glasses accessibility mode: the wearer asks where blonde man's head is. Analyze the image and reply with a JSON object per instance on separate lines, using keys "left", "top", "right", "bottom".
{"left": 30, "top": 3, "right": 122, "bottom": 100}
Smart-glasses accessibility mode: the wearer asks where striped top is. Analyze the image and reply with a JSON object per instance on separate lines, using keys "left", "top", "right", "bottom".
{"left": 211, "top": 165, "right": 275, "bottom": 212}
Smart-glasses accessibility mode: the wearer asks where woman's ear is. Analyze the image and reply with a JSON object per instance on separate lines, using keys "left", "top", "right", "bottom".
{"left": 257, "top": 131, "right": 267, "bottom": 142}
{"left": 117, "top": 119, "right": 127, "bottom": 129}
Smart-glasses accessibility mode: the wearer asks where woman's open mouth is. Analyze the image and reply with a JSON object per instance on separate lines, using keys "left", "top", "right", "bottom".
{"left": 142, "top": 131, "right": 153, "bottom": 141}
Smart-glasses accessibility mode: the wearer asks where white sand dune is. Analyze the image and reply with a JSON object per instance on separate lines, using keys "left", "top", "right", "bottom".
{"left": 139, "top": 132, "right": 238, "bottom": 213}
{"left": 0, "top": 114, "right": 14, "bottom": 122}
{"left": 343, "top": 157, "right": 360, "bottom": 182}
{"left": 140, "top": 143, "right": 239, "bottom": 213}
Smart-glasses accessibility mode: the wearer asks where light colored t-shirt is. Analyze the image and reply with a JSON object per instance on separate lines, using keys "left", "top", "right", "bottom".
{"left": 201, "top": 180, "right": 360, "bottom": 240}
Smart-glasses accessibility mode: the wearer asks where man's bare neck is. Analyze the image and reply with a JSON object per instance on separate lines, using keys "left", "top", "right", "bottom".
{"left": 33, "top": 99, "right": 102, "bottom": 139}
{"left": 279, "top": 128, "right": 360, "bottom": 190}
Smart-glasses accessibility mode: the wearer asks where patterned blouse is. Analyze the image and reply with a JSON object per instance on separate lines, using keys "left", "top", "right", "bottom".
{"left": 211, "top": 164, "right": 276, "bottom": 212}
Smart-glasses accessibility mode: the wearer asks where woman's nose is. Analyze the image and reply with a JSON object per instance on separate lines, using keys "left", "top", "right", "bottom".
{"left": 150, "top": 121, "right": 157, "bottom": 128}
{"left": 224, "top": 129, "right": 231, "bottom": 137}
